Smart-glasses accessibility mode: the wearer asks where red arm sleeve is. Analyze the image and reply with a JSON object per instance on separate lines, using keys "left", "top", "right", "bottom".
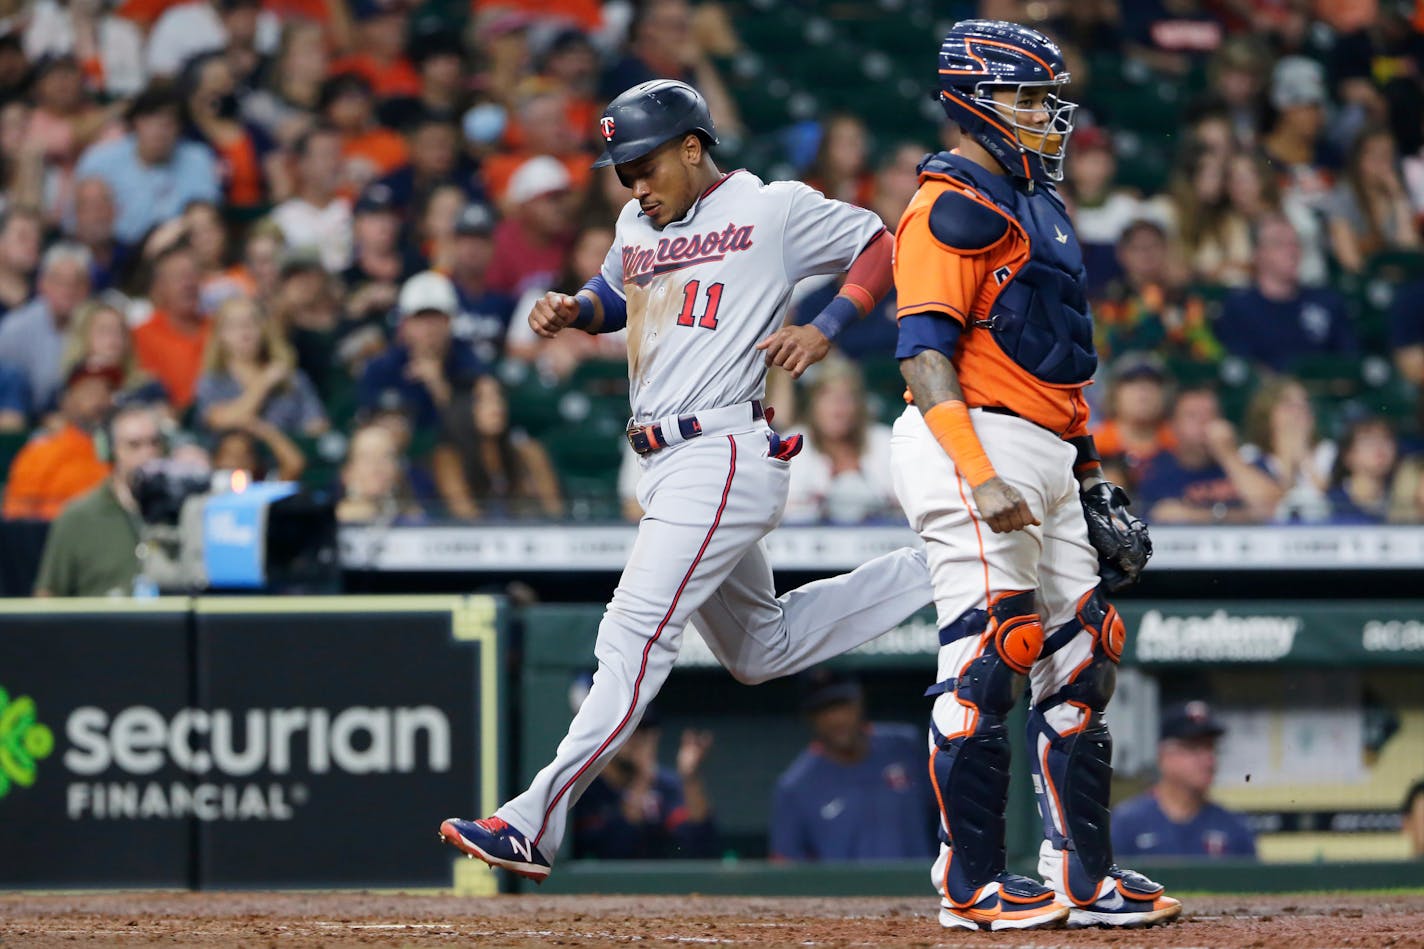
{"left": 839, "top": 228, "right": 893, "bottom": 314}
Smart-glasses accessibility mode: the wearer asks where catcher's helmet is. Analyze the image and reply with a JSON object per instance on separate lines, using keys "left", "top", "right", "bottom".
{"left": 592, "top": 79, "right": 718, "bottom": 169}
{"left": 938, "top": 20, "right": 1077, "bottom": 183}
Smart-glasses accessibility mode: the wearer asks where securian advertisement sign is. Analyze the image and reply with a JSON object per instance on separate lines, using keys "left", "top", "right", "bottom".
{"left": 0, "top": 597, "right": 502, "bottom": 889}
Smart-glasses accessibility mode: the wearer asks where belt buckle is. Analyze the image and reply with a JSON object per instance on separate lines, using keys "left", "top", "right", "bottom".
{"left": 626, "top": 422, "right": 652, "bottom": 455}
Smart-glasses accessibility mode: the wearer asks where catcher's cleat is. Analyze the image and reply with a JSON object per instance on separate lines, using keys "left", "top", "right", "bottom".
{"left": 1064, "top": 866, "right": 1182, "bottom": 928}
{"left": 439, "top": 817, "right": 551, "bottom": 882}
{"left": 939, "top": 873, "right": 1069, "bottom": 931}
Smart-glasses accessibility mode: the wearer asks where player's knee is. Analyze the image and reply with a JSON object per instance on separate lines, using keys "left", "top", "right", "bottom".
{"left": 725, "top": 661, "right": 771, "bottom": 686}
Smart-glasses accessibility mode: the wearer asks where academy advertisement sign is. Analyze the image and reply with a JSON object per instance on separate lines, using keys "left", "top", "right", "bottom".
{"left": 0, "top": 597, "right": 502, "bottom": 889}
{"left": 1115, "top": 601, "right": 1424, "bottom": 666}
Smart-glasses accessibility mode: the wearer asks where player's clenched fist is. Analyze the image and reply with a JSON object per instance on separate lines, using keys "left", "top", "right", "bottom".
{"left": 529, "top": 291, "right": 581, "bottom": 338}
{"left": 755, "top": 324, "right": 830, "bottom": 379}
{"left": 971, "top": 476, "right": 1040, "bottom": 534}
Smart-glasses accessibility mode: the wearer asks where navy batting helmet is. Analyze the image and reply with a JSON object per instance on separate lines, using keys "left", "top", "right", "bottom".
{"left": 938, "top": 20, "right": 1077, "bottom": 183}
{"left": 592, "top": 79, "right": 718, "bottom": 169}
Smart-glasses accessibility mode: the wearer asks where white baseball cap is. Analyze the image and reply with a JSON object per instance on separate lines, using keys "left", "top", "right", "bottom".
{"left": 1271, "top": 56, "right": 1328, "bottom": 110}
{"left": 507, "top": 155, "right": 572, "bottom": 205}
{"left": 398, "top": 270, "right": 458, "bottom": 318}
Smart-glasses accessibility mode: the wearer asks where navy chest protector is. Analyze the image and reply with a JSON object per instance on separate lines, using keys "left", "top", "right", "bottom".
{"left": 922, "top": 154, "right": 1098, "bottom": 386}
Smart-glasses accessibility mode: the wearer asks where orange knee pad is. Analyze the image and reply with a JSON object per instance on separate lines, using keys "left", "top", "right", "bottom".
{"left": 988, "top": 590, "right": 1045, "bottom": 674}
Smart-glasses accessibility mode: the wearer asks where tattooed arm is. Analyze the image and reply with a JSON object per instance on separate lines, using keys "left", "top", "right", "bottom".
{"left": 901, "top": 349, "right": 1038, "bottom": 534}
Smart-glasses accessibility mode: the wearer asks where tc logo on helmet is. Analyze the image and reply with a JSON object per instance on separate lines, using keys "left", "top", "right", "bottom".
{"left": 600, "top": 117, "right": 616, "bottom": 141}
{"left": 0, "top": 684, "right": 55, "bottom": 801}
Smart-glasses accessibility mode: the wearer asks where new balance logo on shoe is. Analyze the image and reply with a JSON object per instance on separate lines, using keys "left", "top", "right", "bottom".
{"left": 508, "top": 834, "right": 535, "bottom": 863}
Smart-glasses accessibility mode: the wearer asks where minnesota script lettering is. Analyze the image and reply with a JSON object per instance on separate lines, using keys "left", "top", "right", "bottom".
{"left": 623, "top": 224, "right": 755, "bottom": 283}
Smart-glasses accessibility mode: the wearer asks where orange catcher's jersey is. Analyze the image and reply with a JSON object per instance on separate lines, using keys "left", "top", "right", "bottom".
{"left": 894, "top": 151, "right": 1097, "bottom": 438}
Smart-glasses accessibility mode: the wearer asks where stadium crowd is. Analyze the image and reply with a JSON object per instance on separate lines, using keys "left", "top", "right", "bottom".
{"left": 1, "top": 0, "right": 1423, "bottom": 595}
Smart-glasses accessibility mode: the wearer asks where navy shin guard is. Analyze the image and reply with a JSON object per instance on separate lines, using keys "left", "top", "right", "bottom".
{"left": 1028, "top": 586, "right": 1122, "bottom": 905}
{"left": 927, "top": 592, "right": 1044, "bottom": 904}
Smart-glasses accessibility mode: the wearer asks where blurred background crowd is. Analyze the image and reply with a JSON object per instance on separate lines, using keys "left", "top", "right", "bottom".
{"left": 1, "top": 0, "right": 1423, "bottom": 569}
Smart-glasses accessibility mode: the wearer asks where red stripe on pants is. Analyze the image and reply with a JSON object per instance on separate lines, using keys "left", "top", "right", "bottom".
{"left": 532, "top": 435, "right": 738, "bottom": 848}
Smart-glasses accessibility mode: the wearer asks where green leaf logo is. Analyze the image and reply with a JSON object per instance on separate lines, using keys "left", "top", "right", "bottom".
{"left": 0, "top": 685, "right": 55, "bottom": 800}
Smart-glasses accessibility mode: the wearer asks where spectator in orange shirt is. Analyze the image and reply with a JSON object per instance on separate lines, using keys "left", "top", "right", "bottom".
{"left": 2, "top": 364, "right": 116, "bottom": 520}
{"left": 323, "top": 72, "right": 409, "bottom": 195}
{"left": 331, "top": 0, "right": 421, "bottom": 100}
{"left": 482, "top": 87, "right": 591, "bottom": 202}
{"left": 1092, "top": 354, "right": 1178, "bottom": 494}
{"left": 133, "top": 242, "right": 211, "bottom": 410}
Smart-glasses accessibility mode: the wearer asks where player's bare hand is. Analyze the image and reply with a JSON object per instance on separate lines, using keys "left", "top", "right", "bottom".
{"left": 972, "top": 477, "right": 1040, "bottom": 533}
{"left": 676, "top": 729, "right": 713, "bottom": 778}
{"left": 755, "top": 325, "right": 830, "bottom": 379}
{"left": 529, "top": 291, "right": 581, "bottom": 339}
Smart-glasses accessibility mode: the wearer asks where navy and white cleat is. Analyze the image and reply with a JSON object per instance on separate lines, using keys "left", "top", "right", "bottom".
{"left": 439, "top": 817, "right": 552, "bottom": 882}
{"left": 1065, "top": 866, "right": 1182, "bottom": 928}
{"left": 939, "top": 873, "right": 1070, "bottom": 931}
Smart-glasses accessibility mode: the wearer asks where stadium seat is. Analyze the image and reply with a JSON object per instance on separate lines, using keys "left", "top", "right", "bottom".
{"left": 293, "top": 435, "right": 342, "bottom": 492}
{"left": 1288, "top": 354, "right": 1363, "bottom": 400}
{"left": 506, "top": 376, "right": 570, "bottom": 436}
{"left": 543, "top": 419, "right": 625, "bottom": 520}
{"left": 568, "top": 360, "right": 630, "bottom": 401}
{"left": 1164, "top": 357, "right": 1222, "bottom": 389}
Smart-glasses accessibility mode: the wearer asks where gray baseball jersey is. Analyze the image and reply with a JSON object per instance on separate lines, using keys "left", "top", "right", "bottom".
{"left": 600, "top": 170, "right": 886, "bottom": 421}
{"left": 482, "top": 172, "right": 932, "bottom": 869}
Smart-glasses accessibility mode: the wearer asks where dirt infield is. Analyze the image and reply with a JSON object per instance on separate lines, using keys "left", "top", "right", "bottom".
{"left": 3, "top": 891, "right": 1423, "bottom": 948}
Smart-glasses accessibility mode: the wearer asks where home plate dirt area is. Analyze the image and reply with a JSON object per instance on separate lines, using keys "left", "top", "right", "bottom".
{"left": 3, "top": 892, "right": 1423, "bottom": 948}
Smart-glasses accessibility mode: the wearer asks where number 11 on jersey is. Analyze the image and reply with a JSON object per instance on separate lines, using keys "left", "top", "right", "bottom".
{"left": 678, "top": 280, "right": 724, "bottom": 330}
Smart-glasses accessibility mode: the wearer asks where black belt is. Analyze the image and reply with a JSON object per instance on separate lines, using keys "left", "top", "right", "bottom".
{"left": 980, "top": 405, "right": 1022, "bottom": 420}
{"left": 979, "top": 404, "right": 1056, "bottom": 435}
{"left": 627, "top": 399, "right": 764, "bottom": 455}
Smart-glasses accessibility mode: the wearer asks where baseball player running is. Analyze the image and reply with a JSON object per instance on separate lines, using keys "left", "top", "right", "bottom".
{"left": 440, "top": 80, "right": 932, "bottom": 881}
{"left": 890, "top": 21, "right": 1181, "bottom": 931}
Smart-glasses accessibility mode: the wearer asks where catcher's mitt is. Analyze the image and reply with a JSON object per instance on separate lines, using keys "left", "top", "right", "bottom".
{"left": 1080, "top": 482, "right": 1152, "bottom": 592}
